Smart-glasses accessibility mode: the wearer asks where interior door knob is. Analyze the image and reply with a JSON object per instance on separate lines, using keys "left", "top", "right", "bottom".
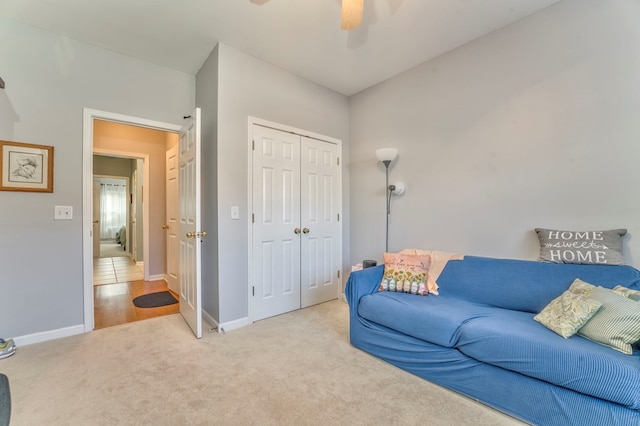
{"left": 93, "top": 220, "right": 99, "bottom": 224}
{"left": 303, "top": 228, "right": 310, "bottom": 234}
{"left": 186, "top": 231, "right": 196, "bottom": 238}
{"left": 162, "top": 225, "right": 169, "bottom": 230}
{"left": 198, "top": 231, "right": 208, "bottom": 238}
{"left": 294, "top": 228, "right": 301, "bottom": 234}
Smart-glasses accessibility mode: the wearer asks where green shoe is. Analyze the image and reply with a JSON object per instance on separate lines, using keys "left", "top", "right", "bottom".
{"left": 0, "top": 338, "right": 15, "bottom": 360}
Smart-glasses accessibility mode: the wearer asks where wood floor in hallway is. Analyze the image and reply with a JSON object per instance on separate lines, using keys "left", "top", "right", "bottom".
{"left": 94, "top": 280, "right": 179, "bottom": 329}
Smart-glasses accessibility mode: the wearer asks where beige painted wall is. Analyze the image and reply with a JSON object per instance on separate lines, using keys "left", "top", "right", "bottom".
{"left": 93, "top": 119, "right": 179, "bottom": 277}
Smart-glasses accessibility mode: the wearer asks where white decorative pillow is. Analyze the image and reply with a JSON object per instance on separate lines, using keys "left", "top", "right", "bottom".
{"left": 535, "top": 228, "right": 626, "bottom": 265}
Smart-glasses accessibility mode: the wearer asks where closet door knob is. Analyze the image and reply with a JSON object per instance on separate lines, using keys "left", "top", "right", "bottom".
{"left": 294, "top": 228, "right": 301, "bottom": 234}
{"left": 302, "top": 228, "right": 310, "bottom": 234}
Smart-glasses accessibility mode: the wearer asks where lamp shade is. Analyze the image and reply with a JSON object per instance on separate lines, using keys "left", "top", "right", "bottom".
{"left": 375, "top": 148, "right": 398, "bottom": 163}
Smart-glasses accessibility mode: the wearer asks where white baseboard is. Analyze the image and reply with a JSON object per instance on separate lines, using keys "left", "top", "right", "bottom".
{"left": 340, "top": 292, "right": 347, "bottom": 303}
{"left": 148, "top": 273, "right": 166, "bottom": 281}
{"left": 202, "top": 310, "right": 219, "bottom": 332}
{"left": 218, "top": 316, "right": 250, "bottom": 333}
{"left": 13, "top": 324, "right": 85, "bottom": 347}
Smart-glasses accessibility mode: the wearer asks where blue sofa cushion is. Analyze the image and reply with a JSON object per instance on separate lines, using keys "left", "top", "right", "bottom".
{"left": 437, "top": 256, "right": 640, "bottom": 313}
{"left": 456, "top": 308, "right": 640, "bottom": 408}
{"left": 358, "top": 291, "right": 497, "bottom": 348}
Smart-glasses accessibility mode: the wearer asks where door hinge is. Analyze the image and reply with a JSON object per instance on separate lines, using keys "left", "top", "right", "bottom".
{"left": 337, "top": 157, "right": 340, "bottom": 166}
{"left": 252, "top": 140, "right": 255, "bottom": 150}
{"left": 337, "top": 270, "right": 340, "bottom": 279}
{"left": 252, "top": 286, "right": 255, "bottom": 296}
{"left": 252, "top": 213, "right": 255, "bottom": 223}
{"left": 337, "top": 213, "right": 340, "bottom": 222}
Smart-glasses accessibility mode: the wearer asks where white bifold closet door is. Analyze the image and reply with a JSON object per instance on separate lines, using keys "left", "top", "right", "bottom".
{"left": 252, "top": 124, "right": 341, "bottom": 322}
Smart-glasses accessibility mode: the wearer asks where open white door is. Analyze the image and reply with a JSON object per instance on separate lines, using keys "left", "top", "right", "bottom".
{"left": 166, "top": 144, "right": 179, "bottom": 294}
{"left": 179, "top": 108, "right": 202, "bottom": 338}
{"left": 92, "top": 181, "right": 101, "bottom": 257}
{"left": 130, "top": 171, "right": 138, "bottom": 261}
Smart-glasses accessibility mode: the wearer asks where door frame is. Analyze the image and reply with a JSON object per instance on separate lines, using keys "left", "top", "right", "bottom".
{"left": 82, "top": 108, "right": 181, "bottom": 332}
{"left": 247, "top": 116, "right": 343, "bottom": 324}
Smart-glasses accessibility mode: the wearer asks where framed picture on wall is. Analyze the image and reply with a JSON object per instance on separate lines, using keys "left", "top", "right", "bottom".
{"left": 0, "top": 140, "right": 54, "bottom": 193}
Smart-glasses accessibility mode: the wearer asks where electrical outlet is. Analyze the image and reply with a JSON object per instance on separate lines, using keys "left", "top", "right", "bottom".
{"left": 54, "top": 206, "right": 73, "bottom": 220}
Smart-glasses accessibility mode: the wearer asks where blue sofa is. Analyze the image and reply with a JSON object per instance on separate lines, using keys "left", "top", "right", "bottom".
{"left": 346, "top": 255, "right": 640, "bottom": 425}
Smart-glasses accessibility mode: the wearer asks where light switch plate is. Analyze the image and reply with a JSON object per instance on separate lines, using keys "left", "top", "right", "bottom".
{"left": 54, "top": 205, "right": 73, "bottom": 220}
{"left": 231, "top": 206, "right": 240, "bottom": 220}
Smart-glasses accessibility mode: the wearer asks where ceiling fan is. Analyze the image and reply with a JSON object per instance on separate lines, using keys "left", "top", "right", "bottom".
{"left": 341, "top": 0, "right": 364, "bottom": 30}
{"left": 251, "top": 0, "right": 364, "bottom": 30}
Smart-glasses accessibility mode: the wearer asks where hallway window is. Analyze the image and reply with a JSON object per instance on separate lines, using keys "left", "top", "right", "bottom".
{"left": 100, "top": 182, "right": 126, "bottom": 240}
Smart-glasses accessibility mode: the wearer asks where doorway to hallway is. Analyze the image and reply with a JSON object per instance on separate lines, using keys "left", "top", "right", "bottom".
{"left": 83, "top": 111, "right": 181, "bottom": 331}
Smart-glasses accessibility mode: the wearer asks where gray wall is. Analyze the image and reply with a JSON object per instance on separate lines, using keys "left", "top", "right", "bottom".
{"left": 0, "top": 18, "right": 193, "bottom": 338}
{"left": 196, "top": 45, "right": 220, "bottom": 322}
{"left": 203, "top": 43, "right": 350, "bottom": 325}
{"left": 93, "top": 155, "right": 133, "bottom": 178}
{"left": 349, "top": 0, "right": 640, "bottom": 266}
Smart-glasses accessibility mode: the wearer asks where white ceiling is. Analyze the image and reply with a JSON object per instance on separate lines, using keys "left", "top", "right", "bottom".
{"left": 2, "top": 0, "right": 561, "bottom": 96}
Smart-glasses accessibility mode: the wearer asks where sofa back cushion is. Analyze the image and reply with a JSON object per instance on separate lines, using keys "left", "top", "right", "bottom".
{"left": 437, "top": 256, "right": 640, "bottom": 313}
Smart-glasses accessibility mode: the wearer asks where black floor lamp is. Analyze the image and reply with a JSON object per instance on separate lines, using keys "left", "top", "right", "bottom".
{"left": 375, "top": 148, "right": 405, "bottom": 252}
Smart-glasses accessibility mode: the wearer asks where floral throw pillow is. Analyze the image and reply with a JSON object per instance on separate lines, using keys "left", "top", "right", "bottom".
{"left": 378, "top": 253, "right": 432, "bottom": 295}
{"left": 534, "top": 279, "right": 602, "bottom": 338}
{"left": 611, "top": 285, "right": 640, "bottom": 301}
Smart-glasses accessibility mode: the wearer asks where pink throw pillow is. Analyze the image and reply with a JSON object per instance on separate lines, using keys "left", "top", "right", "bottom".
{"left": 378, "top": 253, "right": 432, "bottom": 295}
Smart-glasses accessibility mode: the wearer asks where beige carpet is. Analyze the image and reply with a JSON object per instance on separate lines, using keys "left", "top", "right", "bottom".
{"left": 1, "top": 300, "right": 525, "bottom": 426}
{"left": 99, "top": 242, "right": 129, "bottom": 258}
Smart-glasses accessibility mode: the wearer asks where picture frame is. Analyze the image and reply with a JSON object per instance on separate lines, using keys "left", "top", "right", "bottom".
{"left": 0, "top": 140, "right": 54, "bottom": 193}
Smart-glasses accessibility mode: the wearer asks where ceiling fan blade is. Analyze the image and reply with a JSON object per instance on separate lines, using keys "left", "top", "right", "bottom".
{"left": 341, "top": 0, "right": 363, "bottom": 30}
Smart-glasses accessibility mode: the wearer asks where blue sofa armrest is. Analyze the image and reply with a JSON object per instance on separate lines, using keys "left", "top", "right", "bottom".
{"left": 345, "top": 265, "right": 384, "bottom": 314}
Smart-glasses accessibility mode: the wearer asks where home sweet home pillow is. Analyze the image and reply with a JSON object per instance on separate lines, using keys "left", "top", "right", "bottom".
{"left": 535, "top": 228, "right": 626, "bottom": 265}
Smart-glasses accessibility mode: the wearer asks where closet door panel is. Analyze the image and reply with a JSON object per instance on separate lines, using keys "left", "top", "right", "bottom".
{"left": 300, "top": 137, "right": 341, "bottom": 308}
{"left": 252, "top": 125, "right": 301, "bottom": 321}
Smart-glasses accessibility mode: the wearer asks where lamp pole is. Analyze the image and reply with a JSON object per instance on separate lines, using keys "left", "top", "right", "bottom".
{"left": 383, "top": 160, "right": 391, "bottom": 252}
{"left": 376, "top": 148, "right": 399, "bottom": 254}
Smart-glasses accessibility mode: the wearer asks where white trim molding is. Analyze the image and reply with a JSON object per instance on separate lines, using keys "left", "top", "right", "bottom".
{"left": 14, "top": 324, "right": 85, "bottom": 347}
{"left": 82, "top": 108, "right": 182, "bottom": 333}
{"left": 148, "top": 274, "right": 167, "bottom": 282}
{"left": 218, "top": 317, "right": 251, "bottom": 334}
{"left": 202, "top": 310, "right": 220, "bottom": 331}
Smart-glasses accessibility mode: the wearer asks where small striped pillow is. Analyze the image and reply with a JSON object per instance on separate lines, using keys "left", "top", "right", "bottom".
{"left": 578, "top": 286, "right": 640, "bottom": 354}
